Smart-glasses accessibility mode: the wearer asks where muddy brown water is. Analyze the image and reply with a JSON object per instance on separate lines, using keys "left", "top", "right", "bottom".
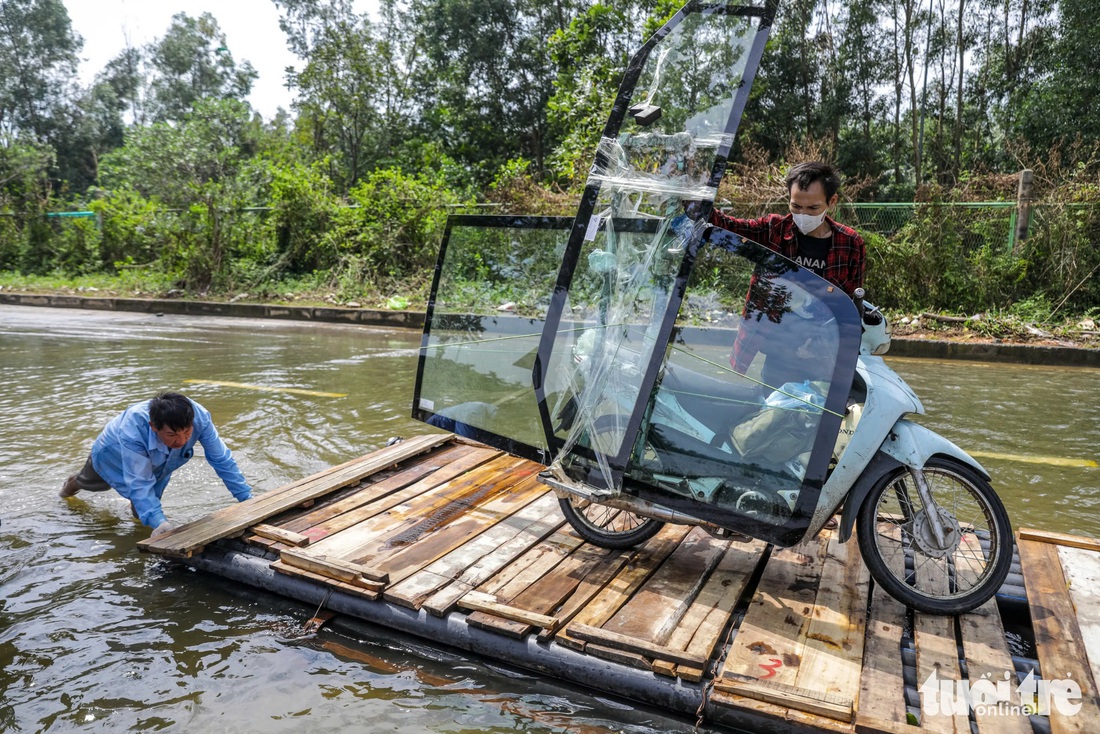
{"left": 2, "top": 305, "right": 1097, "bottom": 732}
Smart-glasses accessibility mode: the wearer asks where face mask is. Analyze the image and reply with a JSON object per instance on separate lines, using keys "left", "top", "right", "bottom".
{"left": 792, "top": 212, "right": 827, "bottom": 235}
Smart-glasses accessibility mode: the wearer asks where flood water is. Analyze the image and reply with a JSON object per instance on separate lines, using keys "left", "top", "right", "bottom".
{"left": 2, "top": 304, "right": 1098, "bottom": 732}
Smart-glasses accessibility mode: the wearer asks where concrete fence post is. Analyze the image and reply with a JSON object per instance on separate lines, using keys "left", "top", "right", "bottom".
{"left": 1013, "top": 169, "right": 1034, "bottom": 253}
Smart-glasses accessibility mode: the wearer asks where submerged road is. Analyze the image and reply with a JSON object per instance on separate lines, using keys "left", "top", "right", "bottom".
{"left": 1, "top": 304, "right": 1097, "bottom": 732}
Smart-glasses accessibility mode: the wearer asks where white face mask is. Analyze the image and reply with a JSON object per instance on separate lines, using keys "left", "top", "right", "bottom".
{"left": 792, "top": 211, "right": 827, "bottom": 235}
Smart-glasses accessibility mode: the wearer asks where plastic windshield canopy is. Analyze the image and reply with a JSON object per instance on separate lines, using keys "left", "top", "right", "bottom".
{"left": 613, "top": 226, "right": 861, "bottom": 546}
{"left": 532, "top": 1, "right": 777, "bottom": 491}
{"left": 412, "top": 215, "right": 861, "bottom": 546}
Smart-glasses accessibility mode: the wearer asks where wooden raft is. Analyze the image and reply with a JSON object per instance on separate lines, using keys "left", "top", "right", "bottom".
{"left": 140, "top": 436, "right": 1100, "bottom": 734}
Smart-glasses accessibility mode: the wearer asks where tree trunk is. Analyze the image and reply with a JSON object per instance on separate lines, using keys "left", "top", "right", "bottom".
{"left": 952, "top": 0, "right": 965, "bottom": 180}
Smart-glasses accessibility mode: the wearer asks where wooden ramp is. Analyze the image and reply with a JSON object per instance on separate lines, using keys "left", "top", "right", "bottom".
{"left": 141, "top": 436, "right": 1100, "bottom": 734}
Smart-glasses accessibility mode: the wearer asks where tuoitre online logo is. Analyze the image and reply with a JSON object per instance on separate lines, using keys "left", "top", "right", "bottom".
{"left": 919, "top": 669, "right": 1082, "bottom": 718}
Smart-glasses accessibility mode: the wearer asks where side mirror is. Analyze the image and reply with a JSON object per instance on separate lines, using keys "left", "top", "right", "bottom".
{"left": 628, "top": 103, "right": 662, "bottom": 126}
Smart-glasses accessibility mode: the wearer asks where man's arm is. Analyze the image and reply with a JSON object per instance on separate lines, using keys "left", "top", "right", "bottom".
{"left": 117, "top": 441, "right": 169, "bottom": 528}
{"left": 710, "top": 210, "right": 778, "bottom": 244}
{"left": 195, "top": 418, "right": 252, "bottom": 501}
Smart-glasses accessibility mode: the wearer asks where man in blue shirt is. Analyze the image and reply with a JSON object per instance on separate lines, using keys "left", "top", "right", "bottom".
{"left": 60, "top": 392, "right": 253, "bottom": 537}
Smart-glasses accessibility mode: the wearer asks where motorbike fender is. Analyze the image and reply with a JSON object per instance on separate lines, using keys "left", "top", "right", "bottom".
{"left": 837, "top": 420, "right": 990, "bottom": 542}
{"left": 880, "top": 419, "right": 989, "bottom": 479}
{"left": 838, "top": 451, "right": 904, "bottom": 542}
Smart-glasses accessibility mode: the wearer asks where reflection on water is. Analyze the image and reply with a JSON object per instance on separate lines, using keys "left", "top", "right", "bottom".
{"left": 0, "top": 306, "right": 684, "bottom": 733}
{"left": 1, "top": 305, "right": 1098, "bottom": 732}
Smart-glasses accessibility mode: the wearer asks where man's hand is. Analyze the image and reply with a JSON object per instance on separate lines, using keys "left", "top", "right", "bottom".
{"left": 151, "top": 521, "right": 176, "bottom": 538}
{"left": 681, "top": 200, "right": 706, "bottom": 220}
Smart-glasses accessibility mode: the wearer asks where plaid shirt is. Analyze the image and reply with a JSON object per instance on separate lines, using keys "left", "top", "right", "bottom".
{"left": 710, "top": 211, "right": 865, "bottom": 296}
{"left": 710, "top": 210, "right": 865, "bottom": 375}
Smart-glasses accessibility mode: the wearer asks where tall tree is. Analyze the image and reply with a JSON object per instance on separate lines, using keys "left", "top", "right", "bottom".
{"left": 409, "top": 0, "right": 581, "bottom": 179}
{"left": 0, "top": 0, "right": 80, "bottom": 139}
{"left": 99, "top": 98, "right": 262, "bottom": 288}
{"left": 275, "top": 0, "right": 422, "bottom": 191}
{"left": 1015, "top": 0, "right": 1100, "bottom": 154}
{"left": 739, "top": 0, "right": 821, "bottom": 159}
{"left": 833, "top": 0, "right": 890, "bottom": 183}
{"left": 146, "top": 12, "right": 257, "bottom": 123}
{"left": 545, "top": 1, "right": 657, "bottom": 180}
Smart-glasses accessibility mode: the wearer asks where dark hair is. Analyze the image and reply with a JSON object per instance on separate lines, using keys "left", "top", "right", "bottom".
{"left": 149, "top": 392, "right": 194, "bottom": 431}
{"left": 785, "top": 162, "right": 841, "bottom": 201}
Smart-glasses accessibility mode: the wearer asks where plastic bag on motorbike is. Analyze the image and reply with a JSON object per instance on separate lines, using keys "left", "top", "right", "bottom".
{"left": 730, "top": 380, "right": 826, "bottom": 465}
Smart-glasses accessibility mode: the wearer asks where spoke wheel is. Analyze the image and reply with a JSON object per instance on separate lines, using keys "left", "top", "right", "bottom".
{"left": 856, "top": 457, "right": 1012, "bottom": 615}
{"left": 558, "top": 496, "right": 664, "bottom": 549}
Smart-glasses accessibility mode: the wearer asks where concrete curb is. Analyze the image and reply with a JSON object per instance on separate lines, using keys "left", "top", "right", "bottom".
{"left": 4, "top": 292, "right": 1098, "bottom": 368}
{"left": 0, "top": 292, "right": 425, "bottom": 330}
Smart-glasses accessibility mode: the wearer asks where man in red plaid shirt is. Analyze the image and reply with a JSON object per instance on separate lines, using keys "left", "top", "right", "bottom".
{"left": 710, "top": 162, "right": 865, "bottom": 385}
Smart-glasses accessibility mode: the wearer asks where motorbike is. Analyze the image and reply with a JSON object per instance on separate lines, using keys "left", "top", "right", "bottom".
{"left": 537, "top": 264, "right": 1014, "bottom": 616}
{"left": 411, "top": 0, "right": 1012, "bottom": 615}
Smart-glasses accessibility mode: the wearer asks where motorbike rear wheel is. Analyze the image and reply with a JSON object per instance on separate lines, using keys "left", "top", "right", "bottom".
{"left": 559, "top": 496, "right": 665, "bottom": 549}
{"left": 856, "top": 456, "right": 1012, "bottom": 615}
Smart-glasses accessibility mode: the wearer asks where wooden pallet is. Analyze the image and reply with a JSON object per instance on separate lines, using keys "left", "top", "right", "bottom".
{"left": 142, "top": 436, "right": 1100, "bottom": 734}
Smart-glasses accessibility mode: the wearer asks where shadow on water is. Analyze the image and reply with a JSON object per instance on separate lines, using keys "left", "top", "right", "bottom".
{"left": 0, "top": 306, "right": 704, "bottom": 733}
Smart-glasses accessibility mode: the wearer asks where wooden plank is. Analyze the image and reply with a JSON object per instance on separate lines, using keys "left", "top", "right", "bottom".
{"left": 1019, "top": 528, "right": 1100, "bottom": 553}
{"left": 719, "top": 533, "right": 859, "bottom": 722}
{"left": 357, "top": 469, "right": 547, "bottom": 585}
{"left": 713, "top": 674, "right": 855, "bottom": 722}
{"left": 959, "top": 597, "right": 1032, "bottom": 734}
{"left": 270, "top": 560, "right": 380, "bottom": 600}
{"left": 280, "top": 547, "right": 388, "bottom": 585}
{"left": 219, "top": 434, "right": 452, "bottom": 521}
{"left": 245, "top": 534, "right": 279, "bottom": 551}
{"left": 139, "top": 434, "right": 452, "bottom": 557}
{"left": 1019, "top": 537, "right": 1100, "bottom": 734}
{"left": 419, "top": 508, "right": 570, "bottom": 617}
{"left": 1060, "top": 545, "right": 1100, "bottom": 692}
{"left": 469, "top": 526, "right": 626, "bottom": 639}
{"left": 251, "top": 523, "right": 310, "bottom": 547}
{"left": 457, "top": 591, "right": 560, "bottom": 632}
{"left": 300, "top": 445, "right": 502, "bottom": 542}
{"left": 569, "top": 623, "right": 707, "bottom": 667}
{"left": 533, "top": 545, "right": 636, "bottom": 644}
{"left": 302, "top": 454, "right": 526, "bottom": 560}
{"left": 601, "top": 527, "right": 729, "bottom": 644}
{"left": 708, "top": 689, "right": 855, "bottom": 734}
{"left": 584, "top": 642, "right": 652, "bottom": 671}
{"left": 382, "top": 492, "right": 564, "bottom": 610}
{"left": 855, "top": 581, "right": 909, "bottom": 729}
{"left": 794, "top": 532, "right": 871, "bottom": 713}
{"left": 720, "top": 534, "right": 830, "bottom": 690}
{"left": 280, "top": 443, "right": 479, "bottom": 533}
{"left": 914, "top": 595, "right": 966, "bottom": 731}
{"left": 556, "top": 524, "right": 693, "bottom": 651}
{"left": 474, "top": 526, "right": 587, "bottom": 600}
{"left": 658, "top": 539, "right": 768, "bottom": 678}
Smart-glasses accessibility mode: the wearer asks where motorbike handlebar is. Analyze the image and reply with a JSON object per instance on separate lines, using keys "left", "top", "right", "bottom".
{"left": 852, "top": 287, "right": 883, "bottom": 326}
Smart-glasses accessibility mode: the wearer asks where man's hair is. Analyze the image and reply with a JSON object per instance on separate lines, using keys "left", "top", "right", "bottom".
{"left": 149, "top": 392, "right": 194, "bottom": 431}
{"left": 785, "top": 162, "right": 841, "bottom": 201}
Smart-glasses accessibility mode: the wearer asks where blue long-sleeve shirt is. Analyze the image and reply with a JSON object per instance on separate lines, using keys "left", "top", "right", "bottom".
{"left": 90, "top": 398, "right": 252, "bottom": 528}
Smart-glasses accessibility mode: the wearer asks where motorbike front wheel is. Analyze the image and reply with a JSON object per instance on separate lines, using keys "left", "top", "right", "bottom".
{"left": 856, "top": 457, "right": 1013, "bottom": 615}
{"left": 559, "top": 496, "right": 665, "bottom": 549}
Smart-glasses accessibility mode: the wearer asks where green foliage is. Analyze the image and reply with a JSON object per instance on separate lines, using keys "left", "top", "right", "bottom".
{"left": 263, "top": 159, "right": 338, "bottom": 277}
{"left": 546, "top": 3, "right": 642, "bottom": 182}
{"left": 318, "top": 166, "right": 471, "bottom": 298}
{"left": 90, "top": 187, "right": 168, "bottom": 270}
{"left": 147, "top": 12, "right": 258, "bottom": 123}
{"left": 0, "top": 0, "right": 81, "bottom": 138}
{"left": 99, "top": 98, "right": 266, "bottom": 290}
